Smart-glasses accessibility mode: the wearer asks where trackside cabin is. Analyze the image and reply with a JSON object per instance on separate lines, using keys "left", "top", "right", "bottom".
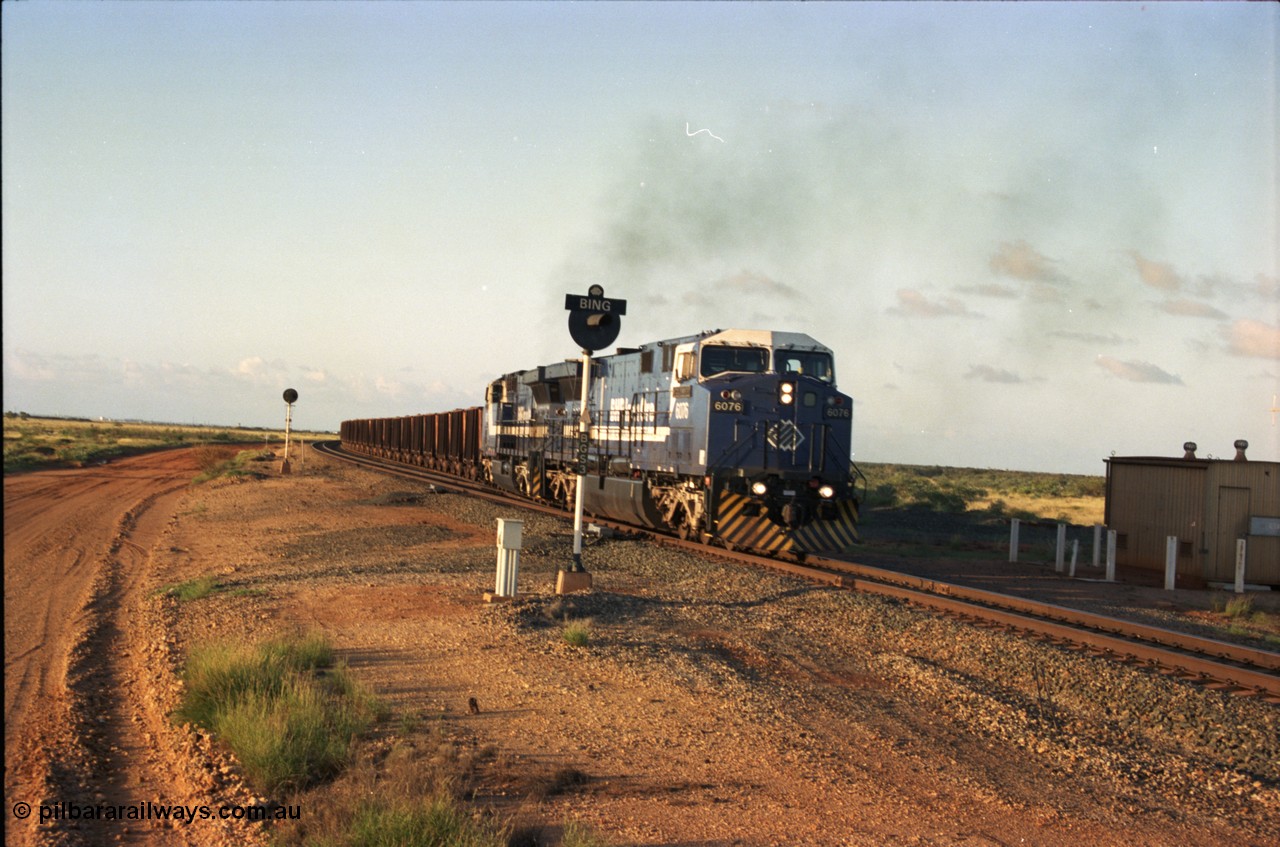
{"left": 1104, "top": 441, "right": 1279, "bottom": 587}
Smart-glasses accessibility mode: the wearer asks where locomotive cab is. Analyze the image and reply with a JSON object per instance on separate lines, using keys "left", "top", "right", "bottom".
{"left": 688, "top": 332, "right": 859, "bottom": 553}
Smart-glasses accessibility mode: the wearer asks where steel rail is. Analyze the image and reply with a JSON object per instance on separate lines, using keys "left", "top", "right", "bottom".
{"left": 805, "top": 554, "right": 1280, "bottom": 673}
{"left": 314, "top": 441, "right": 1280, "bottom": 700}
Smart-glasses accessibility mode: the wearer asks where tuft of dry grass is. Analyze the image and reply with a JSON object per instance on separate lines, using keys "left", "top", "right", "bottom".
{"left": 271, "top": 741, "right": 506, "bottom": 847}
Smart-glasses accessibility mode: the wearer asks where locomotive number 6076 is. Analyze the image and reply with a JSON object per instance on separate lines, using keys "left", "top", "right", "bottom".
{"left": 341, "top": 328, "right": 864, "bottom": 557}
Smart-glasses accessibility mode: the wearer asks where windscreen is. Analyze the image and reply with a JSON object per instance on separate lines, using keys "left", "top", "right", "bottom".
{"left": 700, "top": 346, "right": 769, "bottom": 378}
{"left": 774, "top": 350, "right": 834, "bottom": 383}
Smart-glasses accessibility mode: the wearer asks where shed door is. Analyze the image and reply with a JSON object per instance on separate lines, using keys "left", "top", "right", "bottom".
{"left": 1214, "top": 487, "right": 1250, "bottom": 581}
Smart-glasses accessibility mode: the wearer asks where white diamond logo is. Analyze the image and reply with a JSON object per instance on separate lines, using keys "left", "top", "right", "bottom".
{"left": 767, "top": 421, "right": 804, "bottom": 451}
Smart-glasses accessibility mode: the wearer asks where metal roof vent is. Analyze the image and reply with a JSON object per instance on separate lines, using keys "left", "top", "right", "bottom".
{"left": 1234, "top": 439, "right": 1249, "bottom": 462}
{"left": 1183, "top": 441, "right": 1197, "bottom": 459}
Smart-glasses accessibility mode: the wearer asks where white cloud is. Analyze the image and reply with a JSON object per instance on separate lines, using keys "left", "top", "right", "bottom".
{"left": 1095, "top": 355, "right": 1183, "bottom": 384}
{"left": 1129, "top": 252, "right": 1184, "bottom": 293}
{"left": 1223, "top": 319, "right": 1280, "bottom": 359}
{"left": 888, "top": 289, "right": 982, "bottom": 319}
{"left": 964, "top": 365, "right": 1024, "bottom": 384}
{"left": 989, "top": 240, "right": 1067, "bottom": 286}
{"left": 1158, "top": 298, "right": 1227, "bottom": 319}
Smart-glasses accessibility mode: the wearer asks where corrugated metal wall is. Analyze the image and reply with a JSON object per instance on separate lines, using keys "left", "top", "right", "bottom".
{"left": 1107, "top": 461, "right": 1206, "bottom": 577}
{"left": 1206, "top": 463, "right": 1279, "bottom": 584}
{"left": 1106, "top": 457, "right": 1280, "bottom": 585}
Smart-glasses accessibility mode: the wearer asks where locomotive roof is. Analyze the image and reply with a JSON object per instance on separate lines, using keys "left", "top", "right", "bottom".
{"left": 647, "top": 328, "right": 832, "bottom": 353}
{"left": 701, "top": 329, "right": 831, "bottom": 352}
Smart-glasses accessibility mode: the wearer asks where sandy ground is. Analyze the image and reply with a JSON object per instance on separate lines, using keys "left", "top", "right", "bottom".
{"left": 4, "top": 448, "right": 1277, "bottom": 846}
{"left": 5, "top": 451, "right": 196, "bottom": 802}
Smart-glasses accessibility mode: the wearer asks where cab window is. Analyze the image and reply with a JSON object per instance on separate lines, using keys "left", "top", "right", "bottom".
{"left": 774, "top": 351, "right": 834, "bottom": 383}
{"left": 700, "top": 346, "right": 768, "bottom": 378}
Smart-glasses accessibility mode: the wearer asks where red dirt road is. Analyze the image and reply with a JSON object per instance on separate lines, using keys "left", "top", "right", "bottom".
{"left": 4, "top": 450, "right": 200, "bottom": 845}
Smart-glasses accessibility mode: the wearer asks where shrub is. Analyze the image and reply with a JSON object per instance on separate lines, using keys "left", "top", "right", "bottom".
{"left": 176, "top": 633, "right": 377, "bottom": 794}
{"left": 271, "top": 743, "right": 506, "bottom": 847}
{"left": 1223, "top": 595, "right": 1254, "bottom": 619}
{"left": 562, "top": 621, "right": 591, "bottom": 647}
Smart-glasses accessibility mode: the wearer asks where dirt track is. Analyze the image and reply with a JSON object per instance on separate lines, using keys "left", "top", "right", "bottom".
{"left": 4, "top": 450, "right": 258, "bottom": 847}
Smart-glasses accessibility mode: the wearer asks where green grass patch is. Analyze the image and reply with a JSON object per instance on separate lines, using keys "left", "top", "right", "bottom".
{"left": 176, "top": 633, "right": 381, "bottom": 795}
{"left": 192, "top": 447, "right": 275, "bottom": 483}
{"left": 339, "top": 795, "right": 503, "bottom": 847}
{"left": 1224, "top": 595, "right": 1254, "bottom": 619}
{"left": 159, "top": 576, "right": 221, "bottom": 602}
{"left": 562, "top": 820, "right": 614, "bottom": 847}
{"left": 562, "top": 621, "right": 591, "bottom": 647}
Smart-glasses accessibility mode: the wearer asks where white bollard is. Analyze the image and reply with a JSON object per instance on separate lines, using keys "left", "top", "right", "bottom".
{"left": 1106, "top": 530, "right": 1117, "bottom": 582}
{"left": 1164, "top": 535, "right": 1178, "bottom": 591}
{"left": 1009, "top": 519, "right": 1020, "bottom": 563}
{"left": 494, "top": 519, "right": 524, "bottom": 598}
{"left": 1092, "top": 524, "right": 1103, "bottom": 569}
{"left": 1055, "top": 524, "right": 1067, "bottom": 573}
{"left": 1069, "top": 539, "right": 1079, "bottom": 578}
{"left": 1235, "top": 538, "right": 1247, "bottom": 594}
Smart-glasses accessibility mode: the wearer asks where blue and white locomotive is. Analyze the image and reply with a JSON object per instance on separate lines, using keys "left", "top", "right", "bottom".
{"left": 482, "top": 328, "right": 862, "bottom": 555}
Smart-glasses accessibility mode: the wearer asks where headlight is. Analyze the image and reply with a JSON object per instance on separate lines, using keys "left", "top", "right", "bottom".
{"left": 751, "top": 481, "right": 769, "bottom": 496}
{"left": 778, "top": 382, "right": 795, "bottom": 405}
{"left": 818, "top": 484, "right": 835, "bottom": 499}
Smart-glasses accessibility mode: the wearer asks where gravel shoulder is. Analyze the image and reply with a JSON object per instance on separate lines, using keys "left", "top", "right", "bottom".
{"left": 8, "top": 449, "right": 1279, "bottom": 846}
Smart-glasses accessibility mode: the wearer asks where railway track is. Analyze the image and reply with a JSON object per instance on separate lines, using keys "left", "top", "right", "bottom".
{"left": 314, "top": 441, "right": 1280, "bottom": 702}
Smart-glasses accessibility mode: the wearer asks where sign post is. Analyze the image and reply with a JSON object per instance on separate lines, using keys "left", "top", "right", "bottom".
{"left": 280, "top": 388, "right": 298, "bottom": 474}
{"left": 559, "top": 286, "right": 626, "bottom": 594}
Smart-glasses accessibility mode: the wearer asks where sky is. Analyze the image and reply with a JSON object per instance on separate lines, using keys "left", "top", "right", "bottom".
{"left": 3, "top": 1, "right": 1277, "bottom": 475}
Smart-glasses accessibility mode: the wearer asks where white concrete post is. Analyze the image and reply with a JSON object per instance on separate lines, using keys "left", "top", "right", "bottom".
{"left": 1164, "top": 535, "right": 1178, "bottom": 591}
{"left": 1055, "top": 524, "right": 1067, "bottom": 573}
{"left": 1105, "top": 530, "right": 1117, "bottom": 582}
{"left": 1234, "top": 538, "right": 1247, "bottom": 594}
{"left": 495, "top": 519, "right": 523, "bottom": 597}
{"left": 1092, "top": 524, "right": 1103, "bottom": 569}
{"left": 1069, "top": 539, "right": 1079, "bottom": 578}
{"left": 1009, "top": 519, "right": 1020, "bottom": 563}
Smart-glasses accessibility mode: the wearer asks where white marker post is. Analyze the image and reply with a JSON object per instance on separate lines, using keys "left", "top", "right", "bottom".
{"left": 1165, "top": 536, "right": 1178, "bottom": 590}
{"left": 1009, "top": 519, "right": 1020, "bottom": 564}
{"left": 1105, "top": 530, "right": 1117, "bottom": 582}
{"left": 1092, "top": 524, "right": 1103, "bottom": 569}
{"left": 1235, "top": 538, "right": 1247, "bottom": 595}
{"left": 1055, "top": 524, "right": 1067, "bottom": 574}
{"left": 492, "top": 519, "right": 523, "bottom": 599}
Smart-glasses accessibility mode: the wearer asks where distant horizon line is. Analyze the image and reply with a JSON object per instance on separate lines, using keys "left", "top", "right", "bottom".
{"left": 4, "top": 410, "right": 336, "bottom": 435}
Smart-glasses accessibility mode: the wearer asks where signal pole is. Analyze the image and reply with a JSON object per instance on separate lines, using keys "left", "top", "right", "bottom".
{"left": 280, "top": 388, "right": 298, "bottom": 474}
{"left": 570, "top": 347, "right": 592, "bottom": 575}
{"left": 559, "top": 285, "right": 627, "bottom": 595}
